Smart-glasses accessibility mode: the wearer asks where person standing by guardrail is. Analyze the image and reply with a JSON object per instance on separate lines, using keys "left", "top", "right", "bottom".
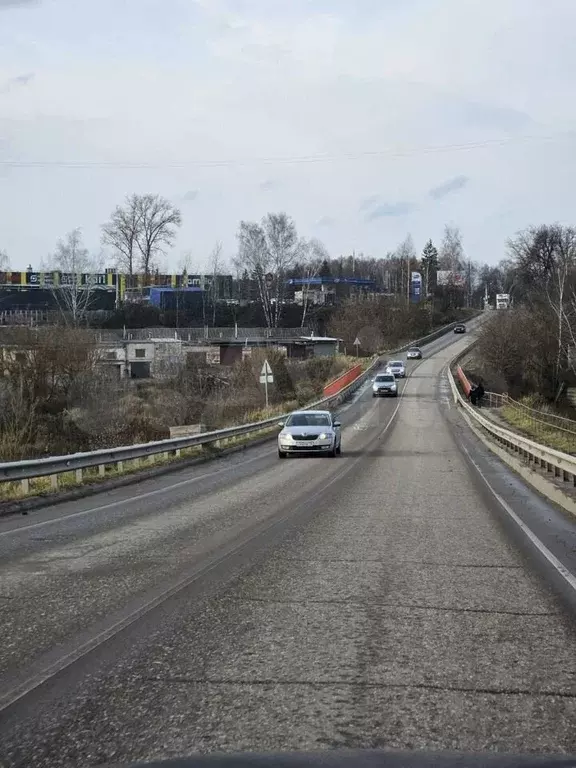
{"left": 469, "top": 380, "right": 485, "bottom": 407}
{"left": 476, "top": 380, "right": 485, "bottom": 407}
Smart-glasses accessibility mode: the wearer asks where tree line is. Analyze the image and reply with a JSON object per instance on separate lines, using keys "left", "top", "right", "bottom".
{"left": 1, "top": 190, "right": 510, "bottom": 328}
{"left": 477, "top": 223, "right": 576, "bottom": 403}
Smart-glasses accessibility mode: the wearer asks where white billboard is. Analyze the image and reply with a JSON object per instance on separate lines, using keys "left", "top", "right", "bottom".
{"left": 437, "top": 270, "right": 465, "bottom": 287}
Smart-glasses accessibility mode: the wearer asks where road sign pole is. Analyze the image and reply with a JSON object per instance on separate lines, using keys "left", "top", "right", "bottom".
{"left": 260, "top": 359, "right": 273, "bottom": 409}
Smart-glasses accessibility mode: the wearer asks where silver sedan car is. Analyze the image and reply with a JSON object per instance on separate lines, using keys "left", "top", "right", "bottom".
{"left": 372, "top": 373, "right": 398, "bottom": 397}
{"left": 406, "top": 347, "right": 422, "bottom": 360}
{"left": 385, "top": 360, "right": 406, "bottom": 378}
{"left": 278, "top": 410, "right": 342, "bottom": 458}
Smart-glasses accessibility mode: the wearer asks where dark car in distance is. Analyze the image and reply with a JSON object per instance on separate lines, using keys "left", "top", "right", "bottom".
{"left": 454, "top": 324, "right": 466, "bottom": 333}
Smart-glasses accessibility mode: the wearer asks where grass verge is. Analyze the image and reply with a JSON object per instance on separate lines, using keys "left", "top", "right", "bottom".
{"left": 500, "top": 404, "right": 576, "bottom": 454}
{"left": 0, "top": 424, "right": 280, "bottom": 503}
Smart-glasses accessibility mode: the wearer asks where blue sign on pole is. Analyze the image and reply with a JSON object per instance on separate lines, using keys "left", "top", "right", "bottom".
{"left": 410, "top": 271, "right": 422, "bottom": 303}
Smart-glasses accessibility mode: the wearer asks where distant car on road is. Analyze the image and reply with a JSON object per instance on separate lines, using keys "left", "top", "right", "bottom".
{"left": 385, "top": 360, "right": 406, "bottom": 378}
{"left": 454, "top": 324, "right": 466, "bottom": 333}
{"left": 278, "top": 410, "right": 341, "bottom": 459}
{"left": 372, "top": 373, "right": 398, "bottom": 397}
{"left": 406, "top": 347, "right": 422, "bottom": 359}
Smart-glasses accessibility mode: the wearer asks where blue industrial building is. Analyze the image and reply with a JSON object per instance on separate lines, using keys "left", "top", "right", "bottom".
{"left": 286, "top": 277, "right": 376, "bottom": 288}
{"left": 148, "top": 287, "right": 203, "bottom": 310}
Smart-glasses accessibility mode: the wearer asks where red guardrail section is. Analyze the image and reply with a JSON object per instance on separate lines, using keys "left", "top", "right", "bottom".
{"left": 456, "top": 365, "right": 472, "bottom": 397}
{"left": 323, "top": 364, "right": 364, "bottom": 398}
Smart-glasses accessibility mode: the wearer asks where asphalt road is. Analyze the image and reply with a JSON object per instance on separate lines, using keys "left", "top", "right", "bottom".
{"left": 1, "top": 324, "right": 575, "bottom": 767}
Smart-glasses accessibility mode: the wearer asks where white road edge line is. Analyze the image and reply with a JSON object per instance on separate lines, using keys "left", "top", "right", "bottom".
{"left": 459, "top": 440, "right": 576, "bottom": 594}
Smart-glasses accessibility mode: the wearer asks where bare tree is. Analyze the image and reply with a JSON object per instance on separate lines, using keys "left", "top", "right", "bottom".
{"left": 236, "top": 213, "right": 300, "bottom": 328}
{"left": 209, "top": 241, "right": 224, "bottom": 326}
{"left": 101, "top": 197, "right": 142, "bottom": 275}
{"left": 263, "top": 212, "right": 300, "bottom": 327}
{"left": 0, "top": 248, "right": 9, "bottom": 271}
{"left": 236, "top": 221, "right": 273, "bottom": 327}
{"left": 439, "top": 224, "right": 465, "bottom": 271}
{"left": 507, "top": 224, "right": 572, "bottom": 297}
{"left": 46, "top": 229, "right": 102, "bottom": 326}
{"left": 178, "top": 250, "right": 194, "bottom": 281}
{"left": 0, "top": 375, "right": 36, "bottom": 460}
{"left": 299, "top": 238, "right": 328, "bottom": 327}
{"left": 173, "top": 250, "right": 196, "bottom": 328}
{"left": 102, "top": 194, "right": 181, "bottom": 279}
{"left": 134, "top": 194, "right": 182, "bottom": 278}
{"left": 541, "top": 227, "right": 576, "bottom": 384}
{"left": 396, "top": 234, "right": 416, "bottom": 303}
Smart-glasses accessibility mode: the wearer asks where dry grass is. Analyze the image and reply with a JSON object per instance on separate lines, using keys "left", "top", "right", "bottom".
{"left": 0, "top": 425, "right": 284, "bottom": 503}
{"left": 0, "top": 352, "right": 369, "bottom": 503}
{"left": 500, "top": 403, "right": 576, "bottom": 454}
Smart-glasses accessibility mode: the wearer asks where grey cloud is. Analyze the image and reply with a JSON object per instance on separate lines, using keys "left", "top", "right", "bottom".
{"left": 447, "top": 99, "right": 531, "bottom": 133}
{"left": 365, "top": 202, "right": 417, "bottom": 220}
{"left": 259, "top": 179, "right": 278, "bottom": 192}
{"left": 12, "top": 73, "right": 34, "bottom": 85}
{"left": 0, "top": 0, "right": 39, "bottom": 8}
{"left": 315, "top": 216, "right": 335, "bottom": 227}
{"left": 182, "top": 189, "right": 199, "bottom": 201}
{"left": 0, "top": 72, "right": 34, "bottom": 93}
{"left": 429, "top": 175, "right": 469, "bottom": 200}
{"left": 359, "top": 194, "right": 380, "bottom": 212}
{"left": 241, "top": 42, "right": 291, "bottom": 63}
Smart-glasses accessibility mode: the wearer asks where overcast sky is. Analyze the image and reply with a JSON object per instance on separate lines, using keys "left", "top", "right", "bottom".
{"left": 2, "top": 0, "right": 576, "bottom": 271}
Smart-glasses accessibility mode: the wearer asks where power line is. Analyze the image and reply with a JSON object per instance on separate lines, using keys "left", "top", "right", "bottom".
{"left": 0, "top": 131, "right": 573, "bottom": 169}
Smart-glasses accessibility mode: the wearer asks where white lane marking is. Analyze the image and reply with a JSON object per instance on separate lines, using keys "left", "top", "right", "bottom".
{"left": 0, "top": 390, "right": 407, "bottom": 712}
{"left": 0, "top": 384, "right": 392, "bottom": 539}
{"left": 459, "top": 442, "right": 576, "bottom": 595}
{"left": 0, "top": 451, "right": 270, "bottom": 539}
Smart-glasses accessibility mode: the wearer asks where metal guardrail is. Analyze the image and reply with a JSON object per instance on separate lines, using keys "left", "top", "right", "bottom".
{"left": 0, "top": 318, "right": 477, "bottom": 492}
{"left": 457, "top": 363, "right": 576, "bottom": 429}
{"left": 95, "top": 327, "right": 313, "bottom": 342}
{"left": 448, "top": 347, "right": 576, "bottom": 487}
{"left": 455, "top": 347, "right": 576, "bottom": 451}
{"left": 501, "top": 395, "right": 576, "bottom": 434}
{"left": 480, "top": 391, "right": 507, "bottom": 409}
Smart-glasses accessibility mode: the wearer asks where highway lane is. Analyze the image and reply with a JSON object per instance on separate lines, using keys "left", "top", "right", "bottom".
{"left": 0, "top": 326, "right": 472, "bottom": 542}
{"left": 0, "top": 329, "right": 468, "bottom": 700}
{"left": 2, "top": 322, "right": 576, "bottom": 765}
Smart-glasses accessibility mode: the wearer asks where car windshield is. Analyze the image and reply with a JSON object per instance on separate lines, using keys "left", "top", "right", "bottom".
{"left": 409, "top": 348, "right": 420, "bottom": 353}
{"left": 390, "top": 361, "right": 403, "bottom": 367}
{"left": 376, "top": 375, "right": 394, "bottom": 382}
{"left": 285, "top": 413, "right": 331, "bottom": 427}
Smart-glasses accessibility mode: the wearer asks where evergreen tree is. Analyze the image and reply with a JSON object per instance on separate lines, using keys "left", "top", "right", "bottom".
{"left": 420, "top": 239, "right": 439, "bottom": 296}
